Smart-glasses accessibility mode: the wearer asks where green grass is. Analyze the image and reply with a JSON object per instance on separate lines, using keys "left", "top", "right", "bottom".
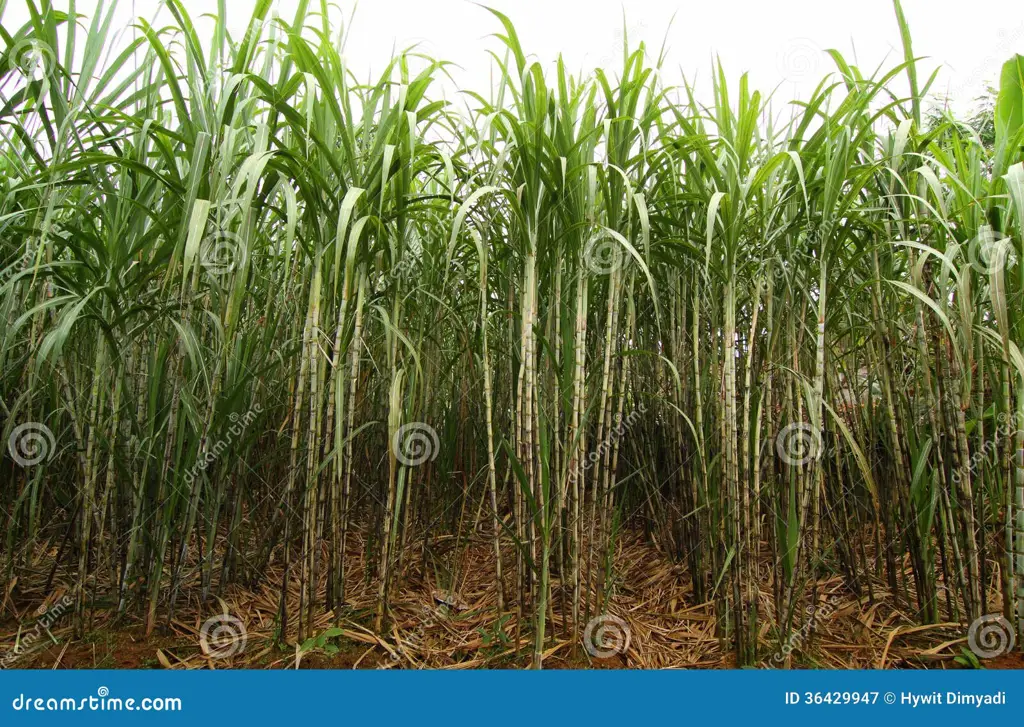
{"left": 1, "top": 0, "right": 1022, "bottom": 668}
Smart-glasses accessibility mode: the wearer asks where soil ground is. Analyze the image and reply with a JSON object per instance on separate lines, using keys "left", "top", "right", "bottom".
{"left": 2, "top": 531, "right": 1022, "bottom": 670}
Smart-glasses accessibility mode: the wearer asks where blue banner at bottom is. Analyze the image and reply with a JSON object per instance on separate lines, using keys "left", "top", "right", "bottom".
{"left": 1, "top": 670, "right": 1019, "bottom": 725}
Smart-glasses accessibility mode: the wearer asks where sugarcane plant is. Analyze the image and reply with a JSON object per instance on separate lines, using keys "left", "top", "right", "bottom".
{"left": 1, "top": 0, "right": 1022, "bottom": 668}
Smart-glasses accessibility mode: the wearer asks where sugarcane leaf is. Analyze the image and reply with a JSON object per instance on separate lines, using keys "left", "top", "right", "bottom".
{"left": 995, "top": 54, "right": 1024, "bottom": 151}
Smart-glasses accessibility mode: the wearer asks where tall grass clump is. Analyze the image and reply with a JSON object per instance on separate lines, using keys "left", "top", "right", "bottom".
{"left": 1, "top": 0, "right": 1023, "bottom": 667}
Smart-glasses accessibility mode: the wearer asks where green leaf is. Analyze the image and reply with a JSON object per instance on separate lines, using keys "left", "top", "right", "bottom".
{"left": 996, "top": 54, "right": 1024, "bottom": 151}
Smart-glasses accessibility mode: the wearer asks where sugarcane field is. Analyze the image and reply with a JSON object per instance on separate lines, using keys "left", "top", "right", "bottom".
{"left": 2, "top": 0, "right": 1024, "bottom": 673}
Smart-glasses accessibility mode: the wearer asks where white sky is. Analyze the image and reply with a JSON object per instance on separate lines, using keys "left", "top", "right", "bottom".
{"left": 3, "top": 0, "right": 1022, "bottom": 115}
